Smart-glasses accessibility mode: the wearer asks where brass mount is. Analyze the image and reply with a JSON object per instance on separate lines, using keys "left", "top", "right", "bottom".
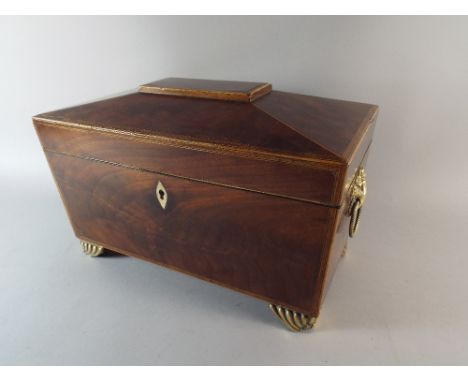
{"left": 269, "top": 304, "right": 316, "bottom": 332}
{"left": 347, "top": 168, "right": 367, "bottom": 237}
{"left": 80, "top": 240, "right": 104, "bottom": 257}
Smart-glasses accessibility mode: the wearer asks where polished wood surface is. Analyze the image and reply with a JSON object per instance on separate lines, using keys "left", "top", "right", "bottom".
{"left": 320, "top": 139, "right": 374, "bottom": 303}
{"left": 46, "top": 152, "right": 333, "bottom": 315}
{"left": 34, "top": 89, "right": 377, "bottom": 163}
{"left": 35, "top": 120, "right": 341, "bottom": 206}
{"left": 139, "top": 77, "right": 272, "bottom": 102}
{"left": 34, "top": 93, "right": 335, "bottom": 161}
{"left": 255, "top": 91, "right": 378, "bottom": 162}
{"left": 33, "top": 78, "right": 378, "bottom": 319}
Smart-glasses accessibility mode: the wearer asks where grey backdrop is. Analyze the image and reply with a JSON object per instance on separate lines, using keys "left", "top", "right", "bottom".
{"left": 1, "top": 16, "right": 467, "bottom": 365}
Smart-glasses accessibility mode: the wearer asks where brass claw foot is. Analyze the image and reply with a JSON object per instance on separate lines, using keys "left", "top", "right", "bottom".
{"left": 269, "top": 304, "right": 316, "bottom": 332}
{"left": 80, "top": 240, "right": 104, "bottom": 257}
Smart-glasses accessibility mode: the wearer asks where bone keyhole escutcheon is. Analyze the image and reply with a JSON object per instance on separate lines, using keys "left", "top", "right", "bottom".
{"left": 156, "top": 181, "right": 168, "bottom": 210}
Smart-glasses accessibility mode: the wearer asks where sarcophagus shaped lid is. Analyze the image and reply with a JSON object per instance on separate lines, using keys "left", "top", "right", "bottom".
{"left": 34, "top": 77, "right": 378, "bottom": 165}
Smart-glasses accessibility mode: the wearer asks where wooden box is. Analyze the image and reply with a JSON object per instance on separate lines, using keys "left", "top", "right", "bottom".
{"left": 33, "top": 78, "right": 378, "bottom": 331}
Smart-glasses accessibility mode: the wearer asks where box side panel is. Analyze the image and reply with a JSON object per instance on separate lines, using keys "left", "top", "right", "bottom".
{"left": 34, "top": 120, "right": 341, "bottom": 207}
{"left": 340, "top": 115, "right": 377, "bottom": 203}
{"left": 321, "top": 206, "right": 349, "bottom": 300}
{"left": 44, "top": 152, "right": 334, "bottom": 316}
{"left": 319, "top": 117, "right": 377, "bottom": 305}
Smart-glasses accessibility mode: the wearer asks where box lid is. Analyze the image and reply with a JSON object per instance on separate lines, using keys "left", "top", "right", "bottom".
{"left": 34, "top": 78, "right": 378, "bottom": 165}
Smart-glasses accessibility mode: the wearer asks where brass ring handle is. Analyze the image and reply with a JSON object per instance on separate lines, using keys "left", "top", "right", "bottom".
{"left": 349, "top": 199, "right": 362, "bottom": 237}
{"left": 347, "top": 168, "right": 367, "bottom": 238}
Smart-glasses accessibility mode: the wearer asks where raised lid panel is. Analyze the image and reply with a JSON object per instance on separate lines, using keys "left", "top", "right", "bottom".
{"left": 139, "top": 77, "right": 272, "bottom": 102}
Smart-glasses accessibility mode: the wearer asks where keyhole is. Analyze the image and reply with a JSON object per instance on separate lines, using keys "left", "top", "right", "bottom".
{"left": 156, "top": 181, "right": 168, "bottom": 210}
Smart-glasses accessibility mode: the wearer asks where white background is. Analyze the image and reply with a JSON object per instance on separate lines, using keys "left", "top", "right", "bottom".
{"left": 0, "top": 16, "right": 467, "bottom": 365}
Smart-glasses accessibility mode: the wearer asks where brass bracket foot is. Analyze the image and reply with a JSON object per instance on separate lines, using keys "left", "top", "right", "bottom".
{"left": 80, "top": 240, "right": 104, "bottom": 257}
{"left": 269, "top": 304, "right": 316, "bottom": 332}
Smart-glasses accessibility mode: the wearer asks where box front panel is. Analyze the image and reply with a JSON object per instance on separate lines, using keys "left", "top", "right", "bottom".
{"left": 45, "top": 152, "right": 334, "bottom": 315}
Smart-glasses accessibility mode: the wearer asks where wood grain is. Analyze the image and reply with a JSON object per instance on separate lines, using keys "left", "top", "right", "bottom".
{"left": 254, "top": 90, "right": 379, "bottom": 161}
{"left": 34, "top": 92, "right": 350, "bottom": 162}
{"left": 33, "top": 78, "right": 379, "bottom": 319}
{"left": 34, "top": 120, "right": 341, "bottom": 207}
{"left": 46, "top": 152, "right": 334, "bottom": 315}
